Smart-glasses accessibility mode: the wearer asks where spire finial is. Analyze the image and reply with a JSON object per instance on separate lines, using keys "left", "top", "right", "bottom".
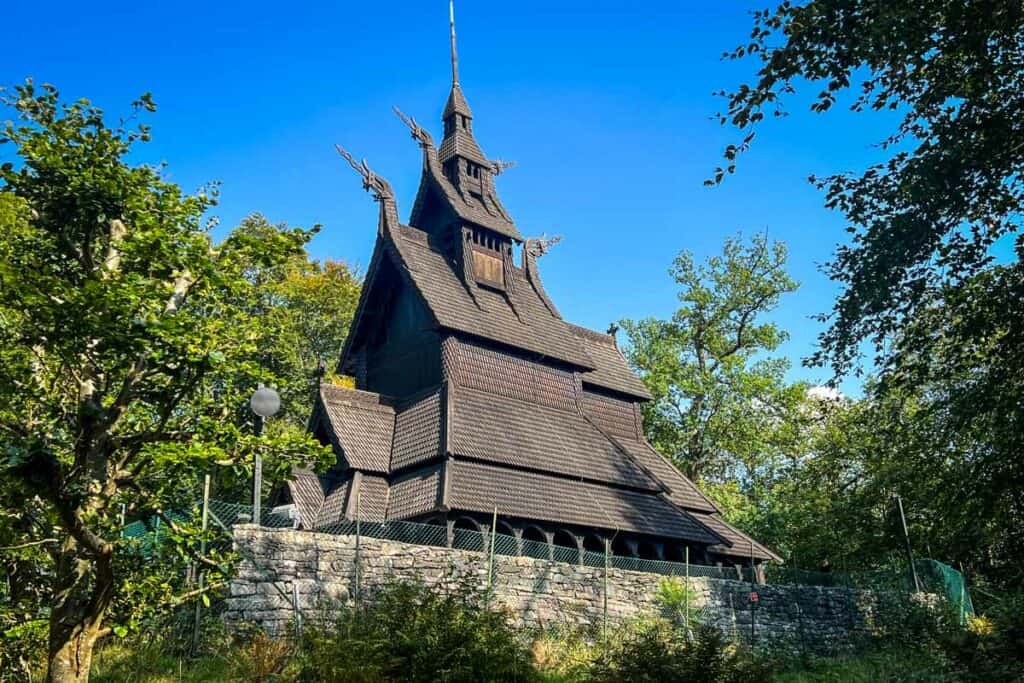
{"left": 449, "top": 0, "right": 460, "bottom": 85}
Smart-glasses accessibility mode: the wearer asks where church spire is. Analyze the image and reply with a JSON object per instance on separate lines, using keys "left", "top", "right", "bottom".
{"left": 442, "top": 0, "right": 474, "bottom": 126}
{"left": 442, "top": 1, "right": 485, "bottom": 166}
{"left": 449, "top": 0, "right": 459, "bottom": 85}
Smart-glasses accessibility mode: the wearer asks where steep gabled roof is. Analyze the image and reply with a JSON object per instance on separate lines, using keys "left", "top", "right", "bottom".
{"left": 406, "top": 118, "right": 521, "bottom": 240}
{"left": 315, "top": 385, "right": 395, "bottom": 474}
{"left": 439, "top": 126, "right": 489, "bottom": 166}
{"left": 385, "top": 224, "right": 594, "bottom": 368}
{"left": 443, "top": 83, "right": 472, "bottom": 119}
{"left": 570, "top": 325, "right": 653, "bottom": 400}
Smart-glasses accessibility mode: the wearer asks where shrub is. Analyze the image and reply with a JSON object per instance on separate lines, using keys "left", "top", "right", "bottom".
{"left": 941, "top": 590, "right": 1024, "bottom": 682}
{"left": 571, "top": 616, "right": 772, "bottom": 683}
{"left": 773, "top": 650, "right": 954, "bottom": 682}
{"left": 224, "top": 630, "right": 296, "bottom": 682}
{"left": 296, "top": 580, "right": 540, "bottom": 683}
{"left": 653, "top": 576, "right": 703, "bottom": 634}
{"left": 531, "top": 625, "right": 600, "bottom": 682}
{"left": 0, "top": 618, "right": 47, "bottom": 682}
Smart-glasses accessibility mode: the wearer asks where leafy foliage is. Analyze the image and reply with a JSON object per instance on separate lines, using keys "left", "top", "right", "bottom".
{"left": 654, "top": 576, "right": 703, "bottom": 633}
{"left": 585, "top": 618, "right": 772, "bottom": 683}
{"left": 0, "top": 81, "right": 331, "bottom": 680}
{"left": 716, "top": 0, "right": 1024, "bottom": 591}
{"left": 715, "top": 0, "right": 1023, "bottom": 375}
{"left": 297, "top": 581, "right": 540, "bottom": 683}
{"left": 229, "top": 214, "right": 361, "bottom": 425}
{"left": 621, "top": 232, "right": 807, "bottom": 503}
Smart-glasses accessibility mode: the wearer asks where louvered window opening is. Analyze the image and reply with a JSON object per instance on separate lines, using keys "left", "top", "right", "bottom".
{"left": 470, "top": 227, "right": 505, "bottom": 287}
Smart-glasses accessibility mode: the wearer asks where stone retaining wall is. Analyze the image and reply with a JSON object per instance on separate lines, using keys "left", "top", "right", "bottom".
{"left": 225, "top": 526, "right": 899, "bottom": 653}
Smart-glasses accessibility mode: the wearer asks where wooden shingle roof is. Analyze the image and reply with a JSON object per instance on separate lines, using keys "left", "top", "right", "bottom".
{"left": 407, "top": 120, "right": 521, "bottom": 240}
{"left": 606, "top": 438, "right": 719, "bottom": 514}
{"left": 316, "top": 385, "right": 395, "bottom": 474}
{"left": 385, "top": 224, "right": 594, "bottom": 369}
{"left": 439, "top": 127, "right": 489, "bottom": 166}
{"left": 693, "top": 512, "right": 783, "bottom": 563}
{"left": 570, "top": 324, "right": 654, "bottom": 400}
{"left": 445, "top": 459, "right": 722, "bottom": 544}
{"left": 449, "top": 385, "right": 660, "bottom": 491}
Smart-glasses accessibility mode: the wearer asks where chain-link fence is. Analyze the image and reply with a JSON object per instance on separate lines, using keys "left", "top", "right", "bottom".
{"left": 122, "top": 497, "right": 975, "bottom": 627}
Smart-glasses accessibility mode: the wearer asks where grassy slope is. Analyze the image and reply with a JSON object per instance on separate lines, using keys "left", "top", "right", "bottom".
{"left": 87, "top": 643, "right": 952, "bottom": 682}
{"left": 773, "top": 651, "right": 952, "bottom": 683}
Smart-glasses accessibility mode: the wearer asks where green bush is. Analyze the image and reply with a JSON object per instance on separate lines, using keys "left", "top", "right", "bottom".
{"left": 853, "top": 589, "right": 1024, "bottom": 683}
{"left": 865, "top": 593, "right": 959, "bottom": 652}
{"left": 296, "top": 580, "right": 540, "bottom": 683}
{"left": 532, "top": 616, "right": 774, "bottom": 683}
{"left": 584, "top": 618, "right": 773, "bottom": 683}
{"left": 941, "top": 590, "right": 1024, "bottom": 682}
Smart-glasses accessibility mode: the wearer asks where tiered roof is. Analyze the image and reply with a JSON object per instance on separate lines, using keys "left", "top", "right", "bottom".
{"left": 286, "top": 6, "right": 779, "bottom": 564}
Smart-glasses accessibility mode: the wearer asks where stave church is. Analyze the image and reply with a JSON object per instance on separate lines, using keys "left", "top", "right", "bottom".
{"left": 278, "top": 6, "right": 779, "bottom": 569}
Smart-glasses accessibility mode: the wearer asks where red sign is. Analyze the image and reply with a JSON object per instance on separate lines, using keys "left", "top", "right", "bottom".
{"left": 749, "top": 591, "right": 759, "bottom": 602}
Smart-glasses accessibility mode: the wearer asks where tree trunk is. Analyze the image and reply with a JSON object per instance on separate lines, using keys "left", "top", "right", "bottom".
{"left": 47, "top": 624, "right": 100, "bottom": 683}
{"left": 46, "top": 543, "right": 114, "bottom": 683}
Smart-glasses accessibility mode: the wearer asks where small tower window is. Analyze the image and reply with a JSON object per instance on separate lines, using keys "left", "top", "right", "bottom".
{"left": 469, "top": 227, "right": 506, "bottom": 289}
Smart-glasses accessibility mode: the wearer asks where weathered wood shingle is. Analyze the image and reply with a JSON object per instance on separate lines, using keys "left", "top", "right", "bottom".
{"left": 446, "top": 460, "right": 721, "bottom": 544}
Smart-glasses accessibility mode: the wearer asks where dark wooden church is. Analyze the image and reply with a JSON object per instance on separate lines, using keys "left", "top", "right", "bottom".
{"left": 281, "top": 9, "right": 779, "bottom": 567}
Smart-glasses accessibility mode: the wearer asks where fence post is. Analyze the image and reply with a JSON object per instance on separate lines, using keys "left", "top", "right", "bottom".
{"left": 354, "top": 487, "right": 362, "bottom": 608}
{"left": 684, "top": 546, "right": 690, "bottom": 635}
{"left": 796, "top": 602, "right": 806, "bottom": 663}
{"left": 895, "top": 495, "right": 921, "bottom": 592}
{"left": 958, "top": 562, "right": 968, "bottom": 626}
{"left": 293, "top": 581, "right": 303, "bottom": 639}
{"left": 749, "top": 541, "right": 756, "bottom": 648}
{"left": 192, "top": 474, "right": 211, "bottom": 656}
{"left": 486, "top": 507, "right": 497, "bottom": 594}
{"left": 603, "top": 538, "right": 610, "bottom": 647}
{"left": 729, "top": 592, "right": 737, "bottom": 644}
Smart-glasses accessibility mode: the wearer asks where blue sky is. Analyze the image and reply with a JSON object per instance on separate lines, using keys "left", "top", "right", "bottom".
{"left": 5, "top": 1, "right": 903, "bottom": 394}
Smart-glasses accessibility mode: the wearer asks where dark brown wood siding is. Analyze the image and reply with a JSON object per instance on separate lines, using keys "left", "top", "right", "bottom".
{"left": 365, "top": 284, "right": 441, "bottom": 398}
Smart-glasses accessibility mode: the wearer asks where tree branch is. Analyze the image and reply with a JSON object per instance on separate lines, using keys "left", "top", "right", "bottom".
{"left": 0, "top": 538, "right": 59, "bottom": 551}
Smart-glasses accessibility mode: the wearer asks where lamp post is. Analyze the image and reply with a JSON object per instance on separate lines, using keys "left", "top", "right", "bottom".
{"left": 250, "top": 384, "right": 281, "bottom": 525}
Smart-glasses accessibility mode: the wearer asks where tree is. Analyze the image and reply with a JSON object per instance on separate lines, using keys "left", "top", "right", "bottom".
{"left": 230, "top": 214, "right": 361, "bottom": 425}
{"left": 0, "top": 83, "right": 330, "bottom": 682}
{"left": 714, "top": 0, "right": 1023, "bottom": 373}
{"left": 716, "top": 0, "right": 1024, "bottom": 586}
{"left": 621, "top": 233, "right": 807, "bottom": 487}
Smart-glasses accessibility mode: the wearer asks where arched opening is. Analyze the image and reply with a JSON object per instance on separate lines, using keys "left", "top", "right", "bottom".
{"left": 521, "top": 525, "right": 549, "bottom": 559}
{"left": 495, "top": 521, "right": 518, "bottom": 555}
{"left": 611, "top": 535, "right": 635, "bottom": 558}
{"left": 551, "top": 529, "right": 579, "bottom": 563}
{"left": 581, "top": 534, "right": 606, "bottom": 567}
{"left": 664, "top": 543, "right": 689, "bottom": 564}
{"left": 636, "top": 539, "right": 660, "bottom": 561}
{"left": 451, "top": 516, "right": 484, "bottom": 552}
{"left": 398, "top": 515, "right": 445, "bottom": 545}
